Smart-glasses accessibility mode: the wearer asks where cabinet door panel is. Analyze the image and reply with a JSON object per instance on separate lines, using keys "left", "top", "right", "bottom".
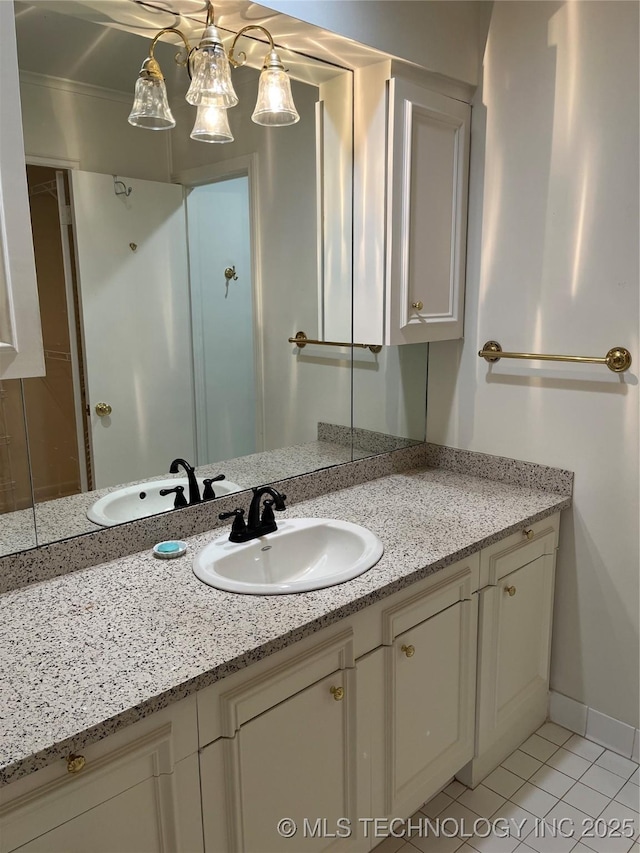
{"left": 388, "top": 599, "right": 476, "bottom": 816}
{"left": 386, "top": 78, "right": 470, "bottom": 345}
{"left": 477, "top": 555, "right": 555, "bottom": 754}
{"left": 14, "top": 777, "right": 166, "bottom": 853}
{"left": 223, "top": 671, "right": 356, "bottom": 853}
{"left": 1, "top": 700, "right": 199, "bottom": 853}
{"left": 0, "top": 2, "right": 43, "bottom": 379}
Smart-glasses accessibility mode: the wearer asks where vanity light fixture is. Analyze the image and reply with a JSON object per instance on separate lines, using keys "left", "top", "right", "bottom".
{"left": 127, "top": 3, "right": 299, "bottom": 142}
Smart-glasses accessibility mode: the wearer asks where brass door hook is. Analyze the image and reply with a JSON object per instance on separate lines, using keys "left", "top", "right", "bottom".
{"left": 224, "top": 266, "right": 238, "bottom": 281}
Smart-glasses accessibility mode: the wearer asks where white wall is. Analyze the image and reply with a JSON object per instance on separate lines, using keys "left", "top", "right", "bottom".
{"left": 428, "top": 1, "right": 639, "bottom": 727}
{"left": 19, "top": 75, "right": 171, "bottom": 181}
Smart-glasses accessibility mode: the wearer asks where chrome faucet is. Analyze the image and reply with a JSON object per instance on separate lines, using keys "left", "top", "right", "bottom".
{"left": 219, "top": 486, "right": 287, "bottom": 543}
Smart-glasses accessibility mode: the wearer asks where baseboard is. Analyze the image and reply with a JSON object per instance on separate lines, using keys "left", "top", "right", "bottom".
{"left": 549, "top": 690, "right": 639, "bottom": 761}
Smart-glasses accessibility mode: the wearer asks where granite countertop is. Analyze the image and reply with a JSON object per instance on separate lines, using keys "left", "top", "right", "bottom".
{"left": 0, "top": 465, "right": 571, "bottom": 786}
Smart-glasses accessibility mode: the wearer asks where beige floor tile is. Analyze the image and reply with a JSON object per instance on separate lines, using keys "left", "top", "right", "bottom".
{"left": 616, "top": 780, "right": 640, "bottom": 813}
{"left": 511, "top": 782, "right": 559, "bottom": 819}
{"left": 420, "top": 790, "right": 454, "bottom": 818}
{"left": 578, "top": 800, "right": 636, "bottom": 852}
{"left": 564, "top": 735, "right": 605, "bottom": 763}
{"left": 445, "top": 780, "right": 468, "bottom": 800}
{"left": 372, "top": 835, "right": 407, "bottom": 853}
{"left": 484, "top": 766, "right": 527, "bottom": 799}
{"left": 536, "top": 722, "right": 573, "bottom": 747}
{"left": 529, "top": 766, "right": 575, "bottom": 798}
{"left": 520, "top": 735, "right": 560, "bottom": 763}
{"left": 546, "top": 747, "right": 592, "bottom": 780}
{"left": 595, "top": 750, "right": 640, "bottom": 780}
{"left": 458, "top": 784, "right": 506, "bottom": 819}
{"left": 563, "top": 781, "right": 611, "bottom": 818}
{"left": 503, "top": 750, "right": 544, "bottom": 781}
{"left": 581, "top": 765, "right": 626, "bottom": 799}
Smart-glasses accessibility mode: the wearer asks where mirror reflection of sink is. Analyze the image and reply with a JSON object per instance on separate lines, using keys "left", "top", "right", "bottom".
{"left": 87, "top": 478, "right": 244, "bottom": 527}
{"left": 193, "top": 518, "right": 384, "bottom": 595}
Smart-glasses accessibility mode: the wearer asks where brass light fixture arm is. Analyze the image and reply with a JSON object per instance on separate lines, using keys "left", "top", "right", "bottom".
{"left": 143, "top": 27, "right": 194, "bottom": 80}
{"left": 228, "top": 24, "right": 276, "bottom": 68}
{"left": 478, "top": 340, "right": 632, "bottom": 373}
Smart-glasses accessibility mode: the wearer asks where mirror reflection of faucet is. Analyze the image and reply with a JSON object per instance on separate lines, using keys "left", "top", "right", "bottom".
{"left": 161, "top": 459, "right": 227, "bottom": 508}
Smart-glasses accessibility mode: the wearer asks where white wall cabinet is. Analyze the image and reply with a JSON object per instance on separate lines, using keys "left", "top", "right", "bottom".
{"left": 0, "top": 697, "right": 202, "bottom": 853}
{"left": 354, "top": 62, "right": 471, "bottom": 347}
{"left": 0, "top": 517, "right": 561, "bottom": 851}
{"left": 0, "top": 2, "right": 44, "bottom": 380}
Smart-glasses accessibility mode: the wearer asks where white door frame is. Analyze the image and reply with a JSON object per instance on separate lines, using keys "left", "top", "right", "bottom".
{"left": 173, "top": 154, "right": 266, "bottom": 456}
{"left": 25, "top": 155, "right": 89, "bottom": 492}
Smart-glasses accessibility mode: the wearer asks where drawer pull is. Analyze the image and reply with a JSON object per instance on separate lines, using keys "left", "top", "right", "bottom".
{"left": 505, "top": 585, "right": 517, "bottom": 597}
{"left": 523, "top": 528, "right": 534, "bottom": 540}
{"left": 401, "top": 644, "right": 415, "bottom": 658}
{"left": 411, "top": 301, "right": 424, "bottom": 311}
{"left": 330, "top": 686, "right": 344, "bottom": 701}
{"left": 66, "top": 754, "right": 86, "bottom": 774}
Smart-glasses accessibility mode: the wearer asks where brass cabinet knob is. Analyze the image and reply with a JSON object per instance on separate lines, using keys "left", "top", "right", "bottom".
{"left": 411, "top": 301, "right": 424, "bottom": 311}
{"left": 95, "top": 402, "right": 112, "bottom": 417}
{"left": 401, "top": 644, "right": 415, "bottom": 658}
{"left": 505, "top": 585, "right": 517, "bottom": 597}
{"left": 330, "top": 686, "right": 344, "bottom": 701}
{"left": 523, "top": 529, "right": 534, "bottom": 540}
{"left": 67, "top": 754, "right": 86, "bottom": 774}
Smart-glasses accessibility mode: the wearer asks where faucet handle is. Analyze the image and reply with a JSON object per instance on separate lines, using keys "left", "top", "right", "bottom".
{"left": 219, "top": 508, "right": 247, "bottom": 542}
{"left": 159, "top": 485, "right": 188, "bottom": 508}
{"left": 261, "top": 499, "right": 275, "bottom": 525}
{"left": 203, "top": 474, "right": 226, "bottom": 500}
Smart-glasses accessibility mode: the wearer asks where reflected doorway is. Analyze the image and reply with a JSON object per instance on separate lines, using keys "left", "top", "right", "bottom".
{"left": 187, "top": 176, "right": 260, "bottom": 465}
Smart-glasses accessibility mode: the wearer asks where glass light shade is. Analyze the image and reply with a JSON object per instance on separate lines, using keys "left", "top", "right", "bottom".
{"left": 252, "top": 67, "right": 300, "bottom": 126}
{"left": 128, "top": 76, "right": 175, "bottom": 130}
{"left": 186, "top": 45, "right": 238, "bottom": 108}
{"left": 190, "top": 105, "right": 234, "bottom": 143}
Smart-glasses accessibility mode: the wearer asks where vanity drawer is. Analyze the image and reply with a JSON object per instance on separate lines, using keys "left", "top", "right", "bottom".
{"left": 0, "top": 696, "right": 199, "bottom": 853}
{"left": 380, "top": 557, "right": 477, "bottom": 643}
{"left": 479, "top": 512, "right": 560, "bottom": 587}
{"left": 197, "top": 627, "right": 355, "bottom": 746}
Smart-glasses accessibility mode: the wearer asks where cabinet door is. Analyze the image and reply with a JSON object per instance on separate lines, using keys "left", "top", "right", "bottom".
{"left": 387, "top": 598, "right": 477, "bottom": 817}
{"left": 11, "top": 755, "right": 201, "bottom": 853}
{"left": 0, "top": 2, "right": 44, "bottom": 379}
{"left": 476, "top": 554, "right": 556, "bottom": 755}
{"left": 0, "top": 700, "right": 201, "bottom": 853}
{"left": 202, "top": 670, "right": 357, "bottom": 853}
{"left": 386, "top": 78, "right": 470, "bottom": 345}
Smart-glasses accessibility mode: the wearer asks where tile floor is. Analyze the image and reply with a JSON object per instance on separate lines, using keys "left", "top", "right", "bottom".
{"left": 374, "top": 723, "right": 640, "bottom": 853}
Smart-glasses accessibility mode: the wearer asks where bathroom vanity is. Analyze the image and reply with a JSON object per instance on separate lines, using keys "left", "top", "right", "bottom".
{"left": 0, "top": 453, "right": 571, "bottom": 853}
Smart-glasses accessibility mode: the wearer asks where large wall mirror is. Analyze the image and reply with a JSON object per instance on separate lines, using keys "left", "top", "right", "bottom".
{"left": 1, "top": 0, "right": 427, "bottom": 559}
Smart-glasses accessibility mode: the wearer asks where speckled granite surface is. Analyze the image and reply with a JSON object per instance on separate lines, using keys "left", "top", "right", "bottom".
{"left": 0, "top": 464, "right": 571, "bottom": 786}
{"left": 425, "top": 444, "right": 573, "bottom": 495}
{"left": 0, "top": 443, "right": 426, "bottom": 594}
{"left": 318, "top": 422, "right": 421, "bottom": 454}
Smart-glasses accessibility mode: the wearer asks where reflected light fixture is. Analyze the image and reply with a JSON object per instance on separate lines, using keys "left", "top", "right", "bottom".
{"left": 128, "top": 3, "right": 299, "bottom": 142}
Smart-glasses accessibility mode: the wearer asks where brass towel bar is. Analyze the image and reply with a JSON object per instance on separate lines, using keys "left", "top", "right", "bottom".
{"left": 478, "top": 341, "right": 632, "bottom": 373}
{"left": 289, "top": 331, "right": 382, "bottom": 354}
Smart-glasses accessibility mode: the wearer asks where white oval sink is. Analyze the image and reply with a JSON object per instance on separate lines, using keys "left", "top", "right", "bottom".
{"left": 87, "top": 478, "right": 244, "bottom": 527}
{"left": 193, "top": 518, "right": 384, "bottom": 595}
